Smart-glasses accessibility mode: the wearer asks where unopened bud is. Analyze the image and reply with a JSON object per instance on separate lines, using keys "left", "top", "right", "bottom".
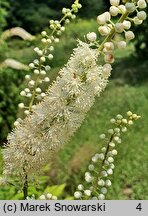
{"left": 97, "top": 12, "right": 111, "bottom": 25}
{"left": 125, "top": 3, "right": 136, "bottom": 13}
{"left": 25, "top": 75, "right": 31, "bottom": 80}
{"left": 86, "top": 32, "right": 97, "bottom": 42}
{"left": 133, "top": 16, "right": 143, "bottom": 25}
{"left": 137, "top": 11, "right": 147, "bottom": 20}
{"left": 104, "top": 42, "right": 114, "bottom": 50}
{"left": 117, "top": 41, "right": 126, "bottom": 49}
{"left": 18, "top": 103, "right": 25, "bottom": 109}
{"left": 125, "top": 31, "right": 135, "bottom": 40}
{"left": 109, "top": 6, "right": 119, "bottom": 16}
{"left": 29, "top": 63, "right": 35, "bottom": 69}
{"left": 123, "top": 20, "right": 131, "bottom": 30}
{"left": 98, "top": 26, "right": 111, "bottom": 36}
{"left": 137, "top": 0, "right": 147, "bottom": 9}
{"left": 110, "top": 0, "right": 120, "bottom": 6}
{"left": 118, "top": 5, "right": 126, "bottom": 13}
{"left": 41, "top": 31, "right": 47, "bottom": 36}
{"left": 115, "top": 23, "right": 124, "bottom": 33}
{"left": 41, "top": 38, "right": 47, "bottom": 43}
{"left": 48, "top": 54, "right": 54, "bottom": 60}
{"left": 127, "top": 111, "right": 133, "bottom": 116}
{"left": 29, "top": 80, "right": 35, "bottom": 87}
{"left": 40, "top": 56, "right": 46, "bottom": 62}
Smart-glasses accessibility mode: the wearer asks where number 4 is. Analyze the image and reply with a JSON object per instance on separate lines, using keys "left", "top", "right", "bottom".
{"left": 136, "top": 203, "right": 142, "bottom": 211}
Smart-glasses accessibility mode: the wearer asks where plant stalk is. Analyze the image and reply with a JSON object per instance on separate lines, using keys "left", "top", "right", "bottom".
{"left": 23, "top": 172, "right": 28, "bottom": 200}
{"left": 98, "top": 11, "right": 129, "bottom": 52}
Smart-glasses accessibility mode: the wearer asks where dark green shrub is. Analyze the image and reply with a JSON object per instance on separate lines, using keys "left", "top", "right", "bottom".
{"left": 0, "top": 0, "right": 9, "bottom": 32}
{"left": 0, "top": 68, "right": 25, "bottom": 143}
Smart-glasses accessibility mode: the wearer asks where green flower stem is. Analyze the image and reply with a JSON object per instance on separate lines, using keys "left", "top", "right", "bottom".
{"left": 23, "top": 169, "right": 28, "bottom": 200}
{"left": 28, "top": 76, "right": 40, "bottom": 112}
{"left": 98, "top": 11, "right": 129, "bottom": 52}
{"left": 27, "top": 1, "right": 80, "bottom": 111}
{"left": 92, "top": 133, "right": 115, "bottom": 193}
{"left": 102, "top": 134, "right": 114, "bottom": 165}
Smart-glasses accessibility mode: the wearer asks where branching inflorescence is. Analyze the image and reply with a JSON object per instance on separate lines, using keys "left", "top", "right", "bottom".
{"left": 74, "top": 111, "right": 141, "bottom": 200}
{"left": 15, "top": 0, "right": 82, "bottom": 119}
{"left": 1, "top": 0, "right": 147, "bottom": 199}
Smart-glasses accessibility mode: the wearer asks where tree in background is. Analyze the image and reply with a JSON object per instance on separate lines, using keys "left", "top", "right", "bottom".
{"left": 0, "top": 0, "right": 9, "bottom": 32}
{"left": 6, "top": 0, "right": 58, "bottom": 33}
{"left": 6, "top": 0, "right": 104, "bottom": 33}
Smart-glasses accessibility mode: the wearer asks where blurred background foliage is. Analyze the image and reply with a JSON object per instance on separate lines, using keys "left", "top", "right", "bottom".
{"left": 0, "top": 0, "right": 9, "bottom": 32}
{"left": 0, "top": 0, "right": 148, "bottom": 199}
{"left": 6, "top": 0, "right": 104, "bottom": 33}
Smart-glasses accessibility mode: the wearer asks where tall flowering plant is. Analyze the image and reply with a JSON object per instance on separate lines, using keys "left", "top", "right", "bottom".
{"left": 0, "top": 0, "right": 147, "bottom": 200}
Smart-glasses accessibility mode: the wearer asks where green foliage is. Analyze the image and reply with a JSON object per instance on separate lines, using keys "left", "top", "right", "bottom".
{"left": 77, "top": 0, "right": 104, "bottom": 18}
{"left": 51, "top": 82, "right": 148, "bottom": 199}
{"left": 44, "top": 184, "right": 65, "bottom": 196}
{"left": 113, "top": 56, "right": 148, "bottom": 84}
{"left": 0, "top": 68, "right": 25, "bottom": 142}
{"left": 134, "top": 7, "right": 148, "bottom": 60}
{"left": 0, "top": 40, "right": 8, "bottom": 62}
{"left": 0, "top": 0, "right": 9, "bottom": 32}
{"left": 7, "top": 0, "right": 59, "bottom": 33}
{"left": 6, "top": 0, "right": 104, "bottom": 33}
{"left": 0, "top": 150, "right": 69, "bottom": 200}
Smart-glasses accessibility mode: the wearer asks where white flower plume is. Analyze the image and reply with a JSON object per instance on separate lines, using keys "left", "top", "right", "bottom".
{"left": 3, "top": 41, "right": 110, "bottom": 177}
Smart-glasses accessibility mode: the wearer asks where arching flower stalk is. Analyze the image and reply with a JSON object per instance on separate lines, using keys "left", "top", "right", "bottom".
{"left": 3, "top": 41, "right": 109, "bottom": 196}
{"left": 74, "top": 111, "right": 141, "bottom": 200}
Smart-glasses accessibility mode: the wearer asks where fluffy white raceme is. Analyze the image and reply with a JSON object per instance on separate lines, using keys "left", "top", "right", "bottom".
{"left": 3, "top": 41, "right": 109, "bottom": 178}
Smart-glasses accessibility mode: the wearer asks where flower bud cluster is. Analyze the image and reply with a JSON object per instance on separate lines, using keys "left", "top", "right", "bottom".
{"left": 26, "top": 193, "right": 58, "bottom": 200}
{"left": 62, "top": 1, "right": 82, "bottom": 17}
{"left": 16, "top": 0, "right": 82, "bottom": 123}
{"left": 39, "top": 193, "right": 57, "bottom": 200}
{"left": 86, "top": 0, "right": 147, "bottom": 65}
{"left": 26, "top": 194, "right": 35, "bottom": 200}
{"left": 74, "top": 111, "right": 140, "bottom": 200}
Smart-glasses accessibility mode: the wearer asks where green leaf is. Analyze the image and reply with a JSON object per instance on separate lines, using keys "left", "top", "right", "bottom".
{"left": 64, "top": 196, "right": 74, "bottom": 200}
{"left": 44, "top": 184, "right": 66, "bottom": 197}
{"left": 11, "top": 192, "right": 24, "bottom": 200}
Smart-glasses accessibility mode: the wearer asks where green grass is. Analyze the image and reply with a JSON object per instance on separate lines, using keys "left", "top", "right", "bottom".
{"left": 48, "top": 81, "right": 148, "bottom": 200}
